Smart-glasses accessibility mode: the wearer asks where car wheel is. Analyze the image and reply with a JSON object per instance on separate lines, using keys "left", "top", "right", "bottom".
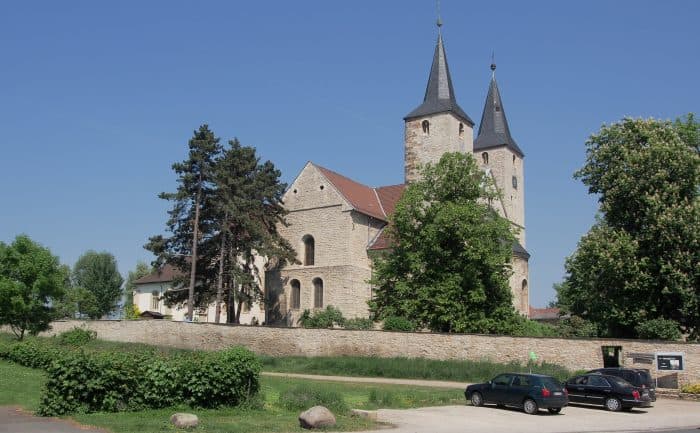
{"left": 548, "top": 407, "right": 561, "bottom": 414}
{"left": 605, "top": 397, "right": 622, "bottom": 412}
{"left": 523, "top": 398, "right": 538, "bottom": 415}
{"left": 470, "top": 392, "right": 484, "bottom": 407}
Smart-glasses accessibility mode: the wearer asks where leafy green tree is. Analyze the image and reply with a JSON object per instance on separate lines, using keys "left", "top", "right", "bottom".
{"left": 54, "top": 285, "right": 100, "bottom": 319}
{"left": 558, "top": 116, "right": 700, "bottom": 339}
{"left": 0, "top": 235, "right": 67, "bottom": 339}
{"left": 146, "top": 125, "right": 222, "bottom": 321}
{"left": 369, "top": 152, "right": 520, "bottom": 333}
{"left": 122, "top": 261, "right": 151, "bottom": 319}
{"left": 72, "top": 251, "right": 124, "bottom": 318}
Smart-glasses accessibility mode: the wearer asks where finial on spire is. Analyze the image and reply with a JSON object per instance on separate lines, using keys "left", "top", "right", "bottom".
{"left": 490, "top": 52, "right": 496, "bottom": 78}
{"left": 436, "top": 0, "right": 443, "bottom": 33}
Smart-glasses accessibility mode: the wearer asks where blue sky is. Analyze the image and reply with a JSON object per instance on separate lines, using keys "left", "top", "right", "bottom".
{"left": 1, "top": 1, "right": 697, "bottom": 307}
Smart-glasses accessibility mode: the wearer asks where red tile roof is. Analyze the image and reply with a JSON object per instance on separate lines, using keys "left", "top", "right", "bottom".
{"left": 316, "top": 165, "right": 406, "bottom": 222}
{"left": 134, "top": 264, "right": 184, "bottom": 284}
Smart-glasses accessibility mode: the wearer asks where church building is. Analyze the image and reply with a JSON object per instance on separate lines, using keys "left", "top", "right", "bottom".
{"left": 265, "top": 27, "right": 530, "bottom": 325}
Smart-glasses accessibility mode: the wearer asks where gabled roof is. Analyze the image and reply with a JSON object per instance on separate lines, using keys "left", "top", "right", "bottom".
{"left": 134, "top": 264, "right": 183, "bottom": 284}
{"left": 512, "top": 240, "right": 530, "bottom": 259}
{"left": 316, "top": 165, "right": 405, "bottom": 222}
{"left": 529, "top": 307, "right": 562, "bottom": 321}
{"left": 404, "top": 34, "right": 473, "bottom": 125}
{"left": 474, "top": 69, "right": 524, "bottom": 157}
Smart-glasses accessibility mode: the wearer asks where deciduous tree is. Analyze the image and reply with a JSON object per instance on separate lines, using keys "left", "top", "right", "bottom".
{"left": 369, "top": 153, "right": 520, "bottom": 333}
{"left": 72, "top": 251, "right": 124, "bottom": 318}
{"left": 0, "top": 235, "right": 67, "bottom": 339}
{"left": 557, "top": 116, "right": 700, "bottom": 339}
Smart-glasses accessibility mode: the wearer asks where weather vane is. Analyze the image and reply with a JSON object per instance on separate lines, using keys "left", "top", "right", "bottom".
{"left": 436, "top": 0, "right": 443, "bottom": 32}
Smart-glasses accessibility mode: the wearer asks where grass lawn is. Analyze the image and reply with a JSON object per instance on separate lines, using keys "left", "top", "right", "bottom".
{"left": 0, "top": 359, "right": 464, "bottom": 433}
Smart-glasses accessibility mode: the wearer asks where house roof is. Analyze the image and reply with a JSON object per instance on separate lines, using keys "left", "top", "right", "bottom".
{"left": 404, "top": 34, "right": 473, "bottom": 125}
{"left": 316, "top": 164, "right": 405, "bottom": 222}
{"left": 133, "top": 264, "right": 183, "bottom": 284}
{"left": 529, "top": 307, "right": 561, "bottom": 321}
{"left": 512, "top": 241, "right": 530, "bottom": 259}
{"left": 474, "top": 66, "right": 524, "bottom": 157}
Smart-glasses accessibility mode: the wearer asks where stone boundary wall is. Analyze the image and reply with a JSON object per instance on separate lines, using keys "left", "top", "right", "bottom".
{"left": 44, "top": 320, "right": 700, "bottom": 386}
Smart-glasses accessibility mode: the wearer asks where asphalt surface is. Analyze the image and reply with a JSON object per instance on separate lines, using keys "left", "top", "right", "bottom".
{"left": 0, "top": 407, "right": 105, "bottom": 433}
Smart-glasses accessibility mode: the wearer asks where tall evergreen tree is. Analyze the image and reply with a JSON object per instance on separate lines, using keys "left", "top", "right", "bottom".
{"left": 146, "top": 125, "right": 221, "bottom": 321}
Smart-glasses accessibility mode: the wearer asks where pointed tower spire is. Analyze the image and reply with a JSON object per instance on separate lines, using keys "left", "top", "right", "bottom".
{"left": 474, "top": 63, "right": 524, "bottom": 156}
{"left": 404, "top": 27, "right": 473, "bottom": 125}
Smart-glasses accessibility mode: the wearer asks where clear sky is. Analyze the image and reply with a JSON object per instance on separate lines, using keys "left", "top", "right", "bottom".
{"left": 1, "top": 1, "right": 697, "bottom": 307}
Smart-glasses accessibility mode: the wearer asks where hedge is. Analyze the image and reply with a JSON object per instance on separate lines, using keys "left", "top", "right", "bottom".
{"left": 0, "top": 339, "right": 261, "bottom": 415}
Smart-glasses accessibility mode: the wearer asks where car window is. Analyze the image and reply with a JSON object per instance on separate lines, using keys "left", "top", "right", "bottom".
{"left": 588, "top": 375, "right": 610, "bottom": 387}
{"left": 540, "top": 377, "right": 562, "bottom": 390}
{"left": 492, "top": 374, "right": 512, "bottom": 386}
{"left": 573, "top": 376, "right": 588, "bottom": 385}
{"left": 607, "top": 376, "right": 631, "bottom": 388}
{"left": 513, "top": 375, "right": 531, "bottom": 387}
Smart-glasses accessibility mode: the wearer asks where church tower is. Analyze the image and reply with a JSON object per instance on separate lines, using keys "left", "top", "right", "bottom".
{"left": 404, "top": 25, "right": 474, "bottom": 183}
{"left": 474, "top": 63, "right": 526, "bottom": 245}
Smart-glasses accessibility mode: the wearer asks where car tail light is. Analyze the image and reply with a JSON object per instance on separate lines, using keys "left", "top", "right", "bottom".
{"left": 632, "top": 390, "right": 640, "bottom": 400}
{"left": 542, "top": 388, "right": 551, "bottom": 397}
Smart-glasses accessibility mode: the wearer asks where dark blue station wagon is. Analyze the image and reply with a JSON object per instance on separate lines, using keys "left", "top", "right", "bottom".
{"left": 465, "top": 373, "right": 569, "bottom": 415}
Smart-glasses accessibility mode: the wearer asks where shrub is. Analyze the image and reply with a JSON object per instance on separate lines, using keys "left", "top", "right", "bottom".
{"left": 343, "top": 317, "right": 373, "bottom": 330}
{"left": 57, "top": 326, "right": 97, "bottom": 346}
{"left": 510, "top": 318, "right": 558, "bottom": 337}
{"left": 635, "top": 318, "right": 682, "bottom": 340}
{"left": 36, "top": 345, "right": 261, "bottom": 415}
{"left": 278, "top": 384, "right": 347, "bottom": 414}
{"left": 555, "top": 316, "right": 598, "bottom": 338}
{"left": 298, "top": 306, "right": 346, "bottom": 328}
{"left": 382, "top": 316, "right": 416, "bottom": 332}
{"left": 681, "top": 383, "right": 700, "bottom": 394}
{"left": 4, "top": 340, "right": 66, "bottom": 370}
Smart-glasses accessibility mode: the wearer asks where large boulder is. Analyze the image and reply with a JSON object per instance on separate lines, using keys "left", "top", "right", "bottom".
{"left": 170, "top": 413, "right": 199, "bottom": 428}
{"left": 299, "top": 406, "right": 336, "bottom": 429}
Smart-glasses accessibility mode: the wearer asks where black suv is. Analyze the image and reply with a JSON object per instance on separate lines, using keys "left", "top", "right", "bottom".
{"left": 586, "top": 368, "right": 656, "bottom": 401}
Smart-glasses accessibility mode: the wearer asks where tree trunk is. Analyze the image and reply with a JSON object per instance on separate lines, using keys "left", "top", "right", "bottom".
{"left": 214, "top": 228, "right": 226, "bottom": 324}
{"left": 187, "top": 176, "right": 202, "bottom": 321}
{"left": 236, "top": 296, "right": 243, "bottom": 324}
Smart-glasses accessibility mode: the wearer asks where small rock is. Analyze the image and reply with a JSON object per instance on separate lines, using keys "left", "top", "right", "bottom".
{"left": 170, "top": 412, "right": 199, "bottom": 428}
{"left": 351, "top": 409, "right": 378, "bottom": 420}
{"left": 299, "top": 405, "right": 336, "bottom": 429}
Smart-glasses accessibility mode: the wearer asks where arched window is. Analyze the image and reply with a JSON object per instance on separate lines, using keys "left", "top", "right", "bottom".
{"left": 313, "top": 278, "right": 324, "bottom": 308}
{"left": 522, "top": 279, "right": 528, "bottom": 291}
{"left": 290, "top": 279, "right": 301, "bottom": 310}
{"left": 302, "top": 235, "right": 315, "bottom": 266}
{"left": 458, "top": 122, "right": 464, "bottom": 137}
{"left": 482, "top": 152, "right": 489, "bottom": 164}
{"left": 421, "top": 120, "right": 430, "bottom": 135}
{"left": 151, "top": 291, "right": 159, "bottom": 310}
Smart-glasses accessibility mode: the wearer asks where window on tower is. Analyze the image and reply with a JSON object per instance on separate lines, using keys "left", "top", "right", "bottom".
{"left": 482, "top": 152, "right": 489, "bottom": 164}
{"left": 459, "top": 123, "right": 464, "bottom": 138}
{"left": 512, "top": 176, "right": 518, "bottom": 189}
{"left": 421, "top": 120, "right": 430, "bottom": 135}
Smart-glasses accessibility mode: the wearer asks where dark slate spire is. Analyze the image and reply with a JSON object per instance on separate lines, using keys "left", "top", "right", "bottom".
{"left": 474, "top": 64, "right": 524, "bottom": 157}
{"left": 404, "top": 34, "right": 474, "bottom": 125}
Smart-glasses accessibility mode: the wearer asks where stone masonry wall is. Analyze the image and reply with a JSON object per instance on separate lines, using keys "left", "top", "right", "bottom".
{"left": 45, "top": 320, "right": 700, "bottom": 386}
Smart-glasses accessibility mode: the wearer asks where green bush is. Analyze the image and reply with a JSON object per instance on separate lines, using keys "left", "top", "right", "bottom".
{"left": 344, "top": 318, "right": 374, "bottom": 330}
{"left": 510, "top": 318, "right": 558, "bottom": 337}
{"left": 555, "top": 316, "right": 598, "bottom": 338}
{"left": 298, "top": 306, "right": 346, "bottom": 328}
{"left": 636, "top": 318, "right": 682, "bottom": 340}
{"left": 35, "top": 345, "right": 261, "bottom": 415}
{"left": 382, "top": 316, "right": 416, "bottom": 332}
{"left": 3, "top": 340, "right": 66, "bottom": 370}
{"left": 278, "top": 384, "right": 348, "bottom": 414}
{"left": 57, "top": 327, "right": 97, "bottom": 346}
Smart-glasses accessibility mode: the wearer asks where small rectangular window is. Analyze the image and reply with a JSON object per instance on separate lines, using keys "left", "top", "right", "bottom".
{"left": 512, "top": 175, "right": 518, "bottom": 189}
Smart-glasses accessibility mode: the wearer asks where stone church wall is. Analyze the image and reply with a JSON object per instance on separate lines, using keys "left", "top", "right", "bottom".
{"left": 43, "top": 320, "right": 700, "bottom": 386}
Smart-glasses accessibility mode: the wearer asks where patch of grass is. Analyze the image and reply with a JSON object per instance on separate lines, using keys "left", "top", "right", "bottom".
{"left": 0, "top": 360, "right": 46, "bottom": 410}
{"left": 0, "top": 360, "right": 462, "bottom": 433}
{"left": 261, "top": 355, "right": 575, "bottom": 382}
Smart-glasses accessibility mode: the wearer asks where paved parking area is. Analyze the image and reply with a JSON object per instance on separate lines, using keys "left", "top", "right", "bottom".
{"left": 363, "top": 399, "right": 700, "bottom": 433}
